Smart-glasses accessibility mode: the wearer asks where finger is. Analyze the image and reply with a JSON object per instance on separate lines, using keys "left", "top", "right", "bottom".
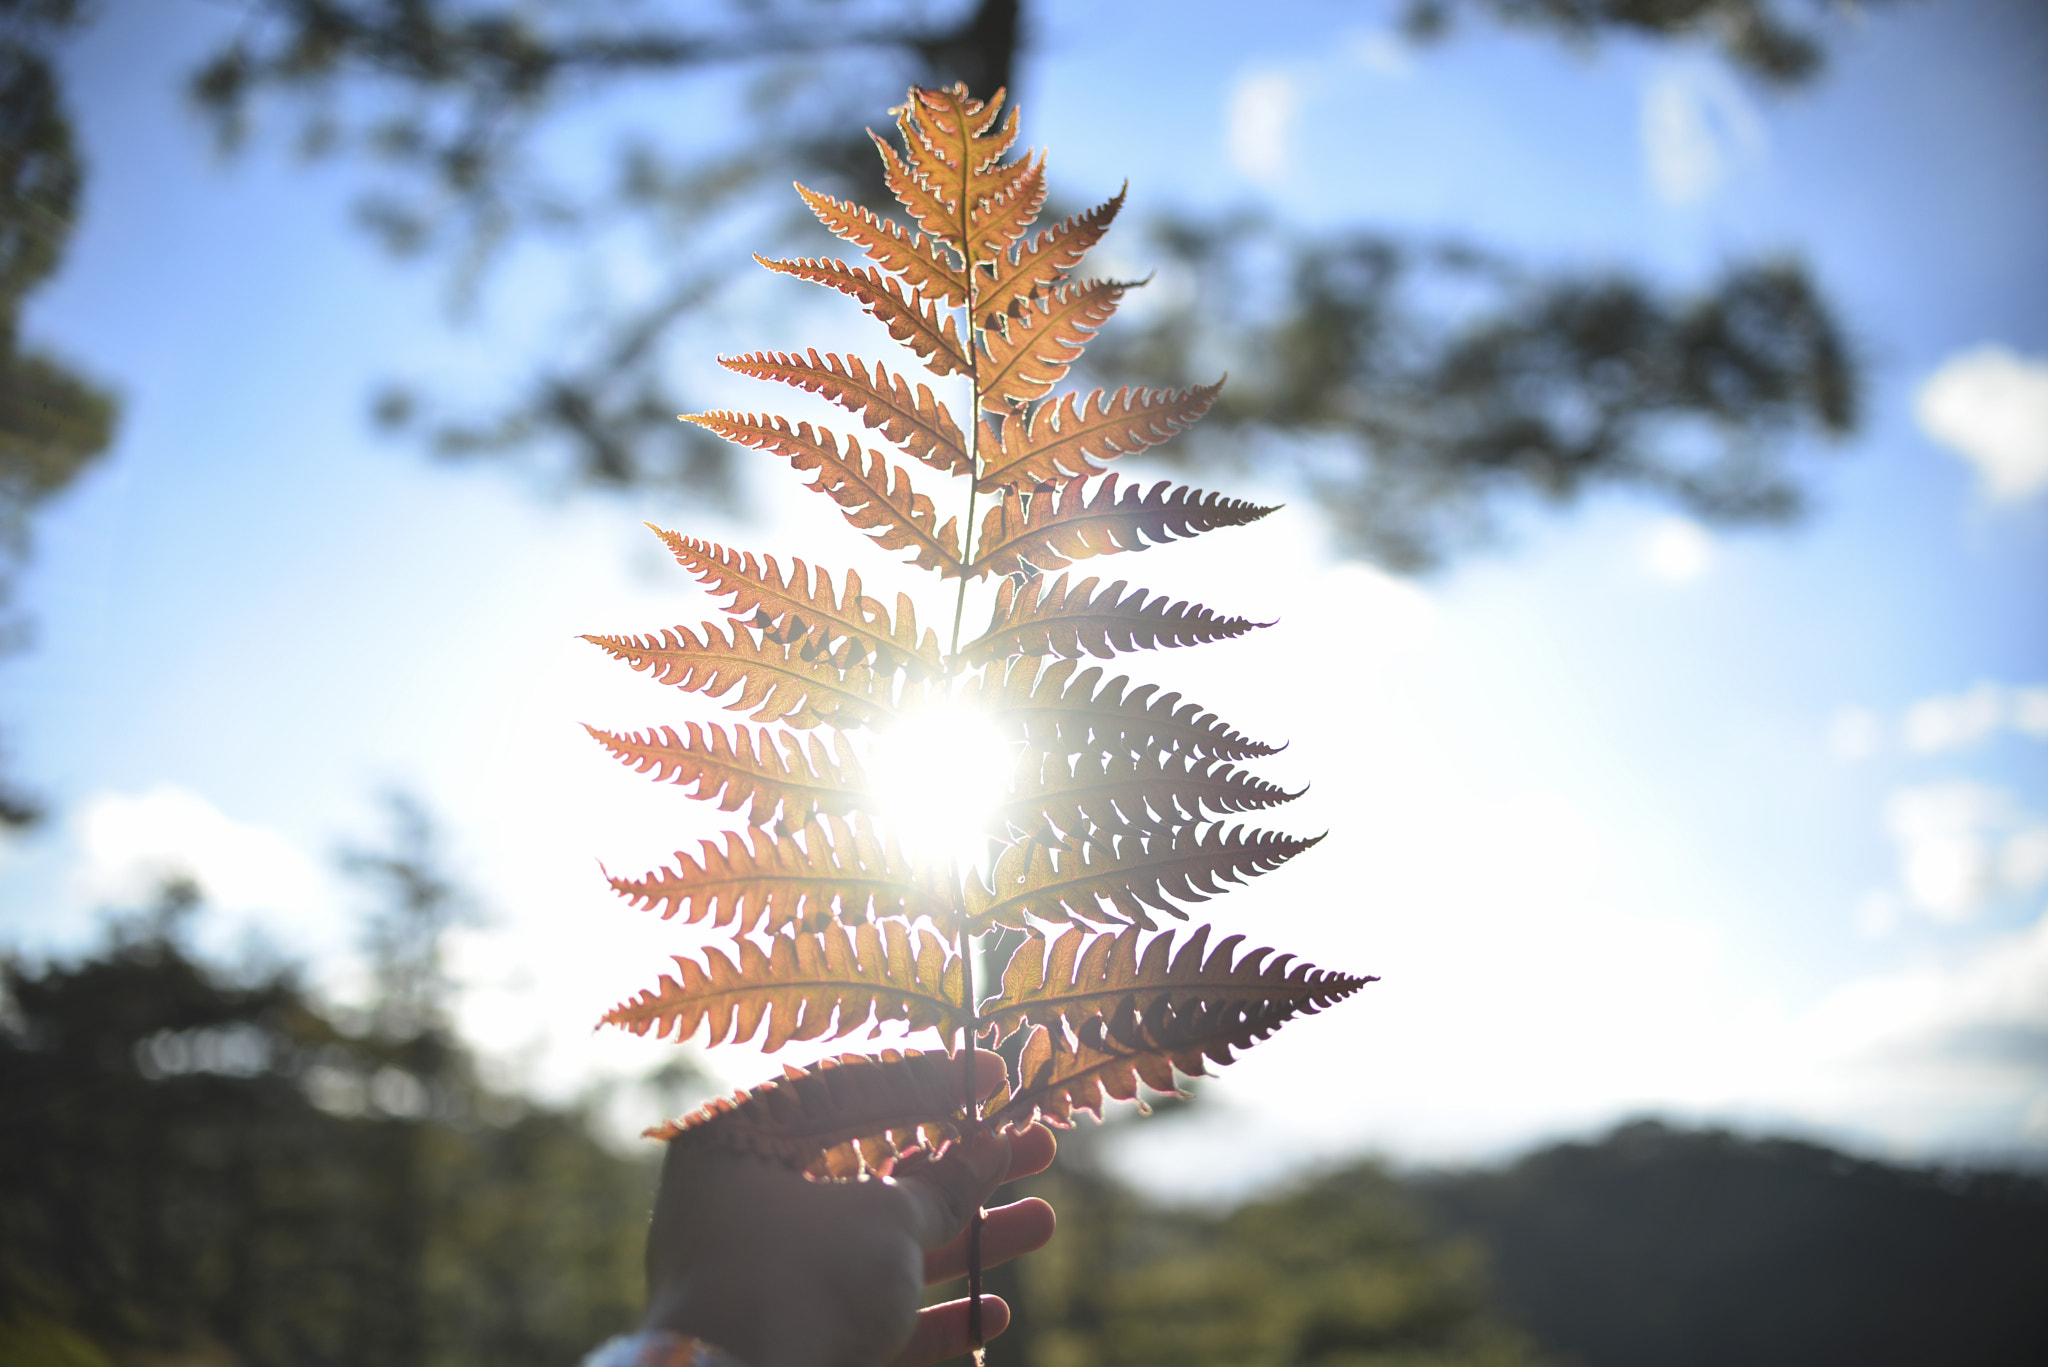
{"left": 892, "top": 1295, "right": 1011, "bottom": 1367}
{"left": 922, "top": 1197, "right": 1055, "bottom": 1284}
{"left": 894, "top": 1126, "right": 1011, "bottom": 1248}
{"left": 1003, "top": 1122, "right": 1057, "bottom": 1180}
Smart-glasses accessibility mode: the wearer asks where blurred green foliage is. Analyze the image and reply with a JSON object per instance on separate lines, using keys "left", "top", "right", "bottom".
{"left": 0, "top": 0, "right": 120, "bottom": 825}
{"left": 999, "top": 1125, "right": 1555, "bottom": 1367}
{"left": 9, "top": 892, "right": 2048, "bottom": 1366}
{"left": 0, "top": 885, "right": 656, "bottom": 1367}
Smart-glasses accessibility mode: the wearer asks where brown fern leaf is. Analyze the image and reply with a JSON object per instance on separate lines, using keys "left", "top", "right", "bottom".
{"left": 753, "top": 256, "right": 972, "bottom": 377}
{"left": 795, "top": 183, "right": 967, "bottom": 306}
{"left": 967, "top": 657, "right": 1282, "bottom": 762}
{"left": 651, "top": 530, "right": 942, "bottom": 678}
{"left": 721, "top": 349, "right": 972, "bottom": 479}
{"left": 997, "top": 749, "right": 1298, "bottom": 843}
{"left": 582, "top": 621, "right": 891, "bottom": 731}
{"left": 584, "top": 721, "right": 866, "bottom": 830}
{"left": 602, "top": 919, "right": 968, "bottom": 1052}
{"left": 977, "top": 278, "right": 1129, "bottom": 413}
{"left": 968, "top": 152, "right": 1046, "bottom": 274}
{"left": 608, "top": 814, "right": 935, "bottom": 935}
{"left": 890, "top": 85, "right": 1035, "bottom": 269}
{"left": 976, "top": 383, "right": 1222, "bottom": 493}
{"left": 989, "top": 987, "right": 1361, "bottom": 1129}
{"left": 980, "top": 923, "right": 1373, "bottom": 1046}
{"left": 871, "top": 130, "right": 958, "bottom": 253}
{"left": 684, "top": 413, "right": 964, "bottom": 576}
{"left": 979, "top": 188, "right": 1125, "bottom": 328}
{"left": 651, "top": 1048, "right": 968, "bottom": 1180}
{"left": 969, "top": 475, "right": 1278, "bottom": 578}
{"left": 962, "top": 823, "right": 1322, "bottom": 934}
{"left": 958, "top": 573, "right": 1262, "bottom": 666}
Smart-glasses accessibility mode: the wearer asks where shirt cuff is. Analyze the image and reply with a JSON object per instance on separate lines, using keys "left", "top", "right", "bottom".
{"left": 580, "top": 1330, "right": 749, "bottom": 1367}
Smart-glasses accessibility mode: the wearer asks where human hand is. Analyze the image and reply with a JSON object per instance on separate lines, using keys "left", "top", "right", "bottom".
{"left": 641, "top": 1051, "right": 1057, "bottom": 1367}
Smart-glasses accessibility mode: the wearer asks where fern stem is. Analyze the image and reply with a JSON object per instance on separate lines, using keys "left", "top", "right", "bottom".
{"left": 955, "top": 912, "right": 985, "bottom": 1352}
{"left": 956, "top": 181, "right": 986, "bottom": 1358}
{"left": 950, "top": 482, "right": 978, "bottom": 658}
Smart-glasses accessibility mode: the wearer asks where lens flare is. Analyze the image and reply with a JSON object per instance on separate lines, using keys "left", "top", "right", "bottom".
{"left": 867, "top": 694, "right": 1016, "bottom": 873}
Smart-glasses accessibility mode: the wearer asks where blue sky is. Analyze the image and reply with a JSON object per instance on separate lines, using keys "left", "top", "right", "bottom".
{"left": 4, "top": 0, "right": 2044, "bottom": 1187}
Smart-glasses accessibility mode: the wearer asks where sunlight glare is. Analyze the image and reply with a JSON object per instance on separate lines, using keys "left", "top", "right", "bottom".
{"left": 867, "top": 695, "right": 1016, "bottom": 874}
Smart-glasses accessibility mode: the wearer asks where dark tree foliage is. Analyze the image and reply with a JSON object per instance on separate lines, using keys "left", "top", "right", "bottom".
{"left": 0, "top": 0, "right": 120, "bottom": 826}
{"left": 1415, "top": 1119, "right": 2048, "bottom": 1367}
{"left": 190, "top": 0, "right": 1868, "bottom": 570}
{"left": 1400, "top": 0, "right": 1911, "bottom": 86}
{"left": 0, "top": 896, "right": 657, "bottom": 1367}
{"left": 340, "top": 791, "right": 482, "bottom": 1039}
{"left": 1089, "top": 218, "right": 1857, "bottom": 568}
{"left": 988, "top": 1112, "right": 1559, "bottom": 1367}
{"left": 991, "top": 1113, "right": 2048, "bottom": 1367}
{"left": 192, "top": 0, "right": 1025, "bottom": 500}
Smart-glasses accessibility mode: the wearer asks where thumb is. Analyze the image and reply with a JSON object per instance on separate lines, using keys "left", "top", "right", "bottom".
{"left": 892, "top": 1129, "right": 1012, "bottom": 1249}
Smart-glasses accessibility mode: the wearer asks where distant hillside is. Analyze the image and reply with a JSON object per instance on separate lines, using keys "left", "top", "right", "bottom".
{"left": 1412, "top": 1120, "right": 2048, "bottom": 1367}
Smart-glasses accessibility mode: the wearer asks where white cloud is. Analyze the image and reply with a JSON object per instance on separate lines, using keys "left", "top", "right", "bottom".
{"left": 1640, "top": 516, "right": 1714, "bottom": 581}
{"left": 2013, "top": 686, "right": 2048, "bottom": 739}
{"left": 2003, "top": 827, "right": 2048, "bottom": 895}
{"left": 1914, "top": 346, "right": 2048, "bottom": 502}
{"left": 71, "top": 785, "right": 328, "bottom": 918}
{"left": 1886, "top": 781, "right": 2000, "bottom": 922}
{"left": 1902, "top": 680, "right": 2006, "bottom": 753}
{"left": 1882, "top": 781, "right": 2048, "bottom": 923}
{"left": 1795, "top": 908, "right": 2048, "bottom": 1075}
{"left": 1228, "top": 70, "right": 1300, "bottom": 184}
{"left": 1640, "top": 63, "right": 1766, "bottom": 206}
{"left": 1829, "top": 682, "right": 2048, "bottom": 760}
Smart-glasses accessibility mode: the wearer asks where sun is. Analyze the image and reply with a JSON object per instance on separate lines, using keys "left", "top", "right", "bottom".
{"left": 865, "top": 690, "right": 1017, "bottom": 875}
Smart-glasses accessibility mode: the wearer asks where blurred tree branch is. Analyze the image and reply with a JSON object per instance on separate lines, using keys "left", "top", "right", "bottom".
{"left": 0, "top": 0, "right": 122, "bottom": 827}
{"left": 1400, "top": 0, "right": 1910, "bottom": 86}
{"left": 1089, "top": 218, "right": 1857, "bottom": 569}
{"left": 189, "top": 0, "right": 1867, "bottom": 568}
{"left": 339, "top": 792, "right": 482, "bottom": 1041}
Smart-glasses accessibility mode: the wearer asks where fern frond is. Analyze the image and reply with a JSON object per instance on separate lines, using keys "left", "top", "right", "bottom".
{"left": 597, "top": 84, "right": 1370, "bottom": 1176}
{"left": 979, "top": 188, "right": 1125, "bottom": 328}
{"left": 997, "top": 749, "right": 1298, "bottom": 843}
{"left": 608, "top": 814, "right": 935, "bottom": 935}
{"left": 963, "top": 823, "right": 1322, "bottom": 933}
{"left": 602, "top": 919, "right": 967, "bottom": 1052}
{"left": 720, "top": 349, "right": 972, "bottom": 479}
{"left": 891, "top": 85, "right": 1036, "bottom": 269}
{"left": 958, "top": 573, "right": 1261, "bottom": 665}
{"left": 684, "top": 413, "right": 964, "bottom": 576}
{"left": 976, "top": 383, "right": 1222, "bottom": 493}
{"left": 967, "top": 151, "right": 1046, "bottom": 273}
{"left": 584, "top": 721, "right": 866, "bottom": 830}
{"left": 651, "top": 1048, "right": 966, "bottom": 1180}
{"left": 650, "top": 530, "right": 943, "bottom": 678}
{"left": 989, "top": 988, "right": 1358, "bottom": 1129}
{"left": 976, "top": 278, "right": 1129, "bottom": 413}
{"left": 968, "top": 657, "right": 1283, "bottom": 762}
{"left": 871, "top": 130, "right": 958, "bottom": 252}
{"left": 969, "top": 475, "right": 1278, "bottom": 578}
{"left": 582, "top": 621, "right": 891, "bottom": 731}
{"left": 795, "top": 183, "right": 967, "bottom": 306}
{"left": 980, "top": 923, "right": 1372, "bottom": 1046}
{"left": 753, "top": 257, "right": 973, "bottom": 377}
